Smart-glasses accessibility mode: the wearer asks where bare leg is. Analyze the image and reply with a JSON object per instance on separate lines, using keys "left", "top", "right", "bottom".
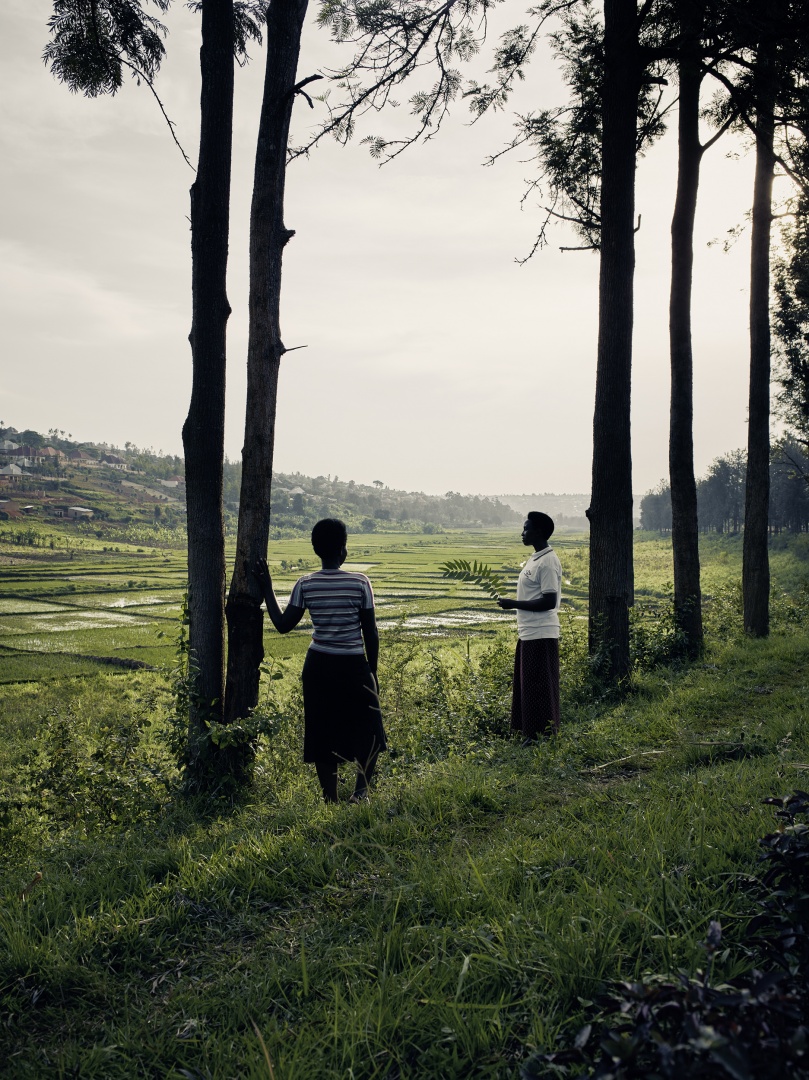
{"left": 352, "top": 748, "right": 379, "bottom": 800}
{"left": 315, "top": 759, "right": 338, "bottom": 803}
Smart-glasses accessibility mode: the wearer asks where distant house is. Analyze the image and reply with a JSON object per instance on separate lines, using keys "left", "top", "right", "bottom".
{"left": 0, "top": 439, "right": 19, "bottom": 454}
{"left": 67, "top": 449, "right": 96, "bottom": 465}
{"left": 9, "top": 445, "right": 46, "bottom": 464}
{"left": 7, "top": 444, "right": 61, "bottom": 466}
{"left": 0, "top": 464, "right": 26, "bottom": 483}
{"left": 100, "top": 454, "right": 128, "bottom": 470}
{"left": 67, "top": 506, "right": 94, "bottom": 519}
{"left": 20, "top": 505, "right": 38, "bottom": 515}
{"left": 158, "top": 476, "right": 185, "bottom": 489}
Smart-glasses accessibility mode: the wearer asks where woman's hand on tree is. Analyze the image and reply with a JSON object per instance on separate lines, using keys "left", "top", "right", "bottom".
{"left": 253, "top": 557, "right": 271, "bottom": 592}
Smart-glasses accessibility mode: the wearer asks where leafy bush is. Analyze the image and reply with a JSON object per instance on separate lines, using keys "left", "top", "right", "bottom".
{"left": 523, "top": 792, "right": 809, "bottom": 1080}
{"left": 750, "top": 791, "right": 809, "bottom": 976}
{"left": 524, "top": 953, "right": 809, "bottom": 1079}
{"left": 702, "top": 581, "right": 744, "bottom": 639}
{"left": 19, "top": 699, "right": 176, "bottom": 837}
{"left": 629, "top": 595, "right": 689, "bottom": 669}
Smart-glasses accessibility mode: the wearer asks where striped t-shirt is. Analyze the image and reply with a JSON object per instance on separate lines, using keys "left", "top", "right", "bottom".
{"left": 289, "top": 569, "right": 374, "bottom": 656}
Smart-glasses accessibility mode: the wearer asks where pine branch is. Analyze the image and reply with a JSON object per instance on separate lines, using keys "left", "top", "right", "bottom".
{"left": 439, "top": 559, "right": 506, "bottom": 600}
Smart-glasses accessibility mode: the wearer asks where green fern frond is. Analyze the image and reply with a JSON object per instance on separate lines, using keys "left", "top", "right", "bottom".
{"left": 439, "top": 559, "right": 506, "bottom": 600}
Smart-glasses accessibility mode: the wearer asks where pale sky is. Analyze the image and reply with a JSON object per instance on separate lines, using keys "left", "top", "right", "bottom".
{"left": 1, "top": 1, "right": 768, "bottom": 498}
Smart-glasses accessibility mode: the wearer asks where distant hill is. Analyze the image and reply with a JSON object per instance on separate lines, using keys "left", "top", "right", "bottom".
{"left": 0, "top": 423, "right": 524, "bottom": 536}
{"left": 495, "top": 493, "right": 643, "bottom": 530}
{"left": 494, "top": 493, "right": 591, "bottom": 531}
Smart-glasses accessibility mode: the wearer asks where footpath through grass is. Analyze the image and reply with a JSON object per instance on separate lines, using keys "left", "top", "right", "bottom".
{"left": 2, "top": 622, "right": 809, "bottom": 1078}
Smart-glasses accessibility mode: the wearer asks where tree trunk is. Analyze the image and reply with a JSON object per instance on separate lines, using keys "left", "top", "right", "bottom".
{"left": 743, "top": 46, "right": 776, "bottom": 638}
{"left": 182, "top": 0, "right": 233, "bottom": 783}
{"left": 224, "top": 0, "right": 310, "bottom": 727}
{"left": 668, "top": 1, "right": 704, "bottom": 658}
{"left": 588, "top": 0, "right": 639, "bottom": 686}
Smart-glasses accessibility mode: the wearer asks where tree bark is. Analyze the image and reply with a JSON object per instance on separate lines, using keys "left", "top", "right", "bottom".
{"left": 182, "top": 0, "right": 233, "bottom": 781}
{"left": 224, "top": 0, "right": 310, "bottom": 726}
{"left": 743, "top": 44, "right": 776, "bottom": 638}
{"left": 588, "top": 0, "right": 639, "bottom": 686}
{"left": 668, "top": 0, "right": 704, "bottom": 658}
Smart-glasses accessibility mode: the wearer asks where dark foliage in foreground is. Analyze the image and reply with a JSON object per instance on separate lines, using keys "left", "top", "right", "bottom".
{"left": 523, "top": 792, "right": 809, "bottom": 1080}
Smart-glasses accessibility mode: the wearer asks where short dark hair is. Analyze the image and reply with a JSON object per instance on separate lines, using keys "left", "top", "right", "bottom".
{"left": 311, "top": 517, "right": 347, "bottom": 557}
{"left": 527, "top": 511, "right": 554, "bottom": 539}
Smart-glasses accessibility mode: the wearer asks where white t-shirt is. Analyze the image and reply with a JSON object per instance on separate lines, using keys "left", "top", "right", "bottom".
{"left": 516, "top": 546, "right": 562, "bottom": 640}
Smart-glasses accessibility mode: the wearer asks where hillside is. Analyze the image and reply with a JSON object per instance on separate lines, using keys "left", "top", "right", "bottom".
{"left": 0, "top": 423, "right": 525, "bottom": 538}
{"left": 494, "top": 491, "right": 592, "bottom": 529}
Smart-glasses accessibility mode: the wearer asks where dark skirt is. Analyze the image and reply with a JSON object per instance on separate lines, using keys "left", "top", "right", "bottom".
{"left": 301, "top": 649, "right": 387, "bottom": 764}
{"left": 510, "top": 638, "right": 560, "bottom": 738}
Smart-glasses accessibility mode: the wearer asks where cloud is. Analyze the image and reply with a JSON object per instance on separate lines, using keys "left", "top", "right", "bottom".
{"left": 0, "top": 239, "right": 184, "bottom": 345}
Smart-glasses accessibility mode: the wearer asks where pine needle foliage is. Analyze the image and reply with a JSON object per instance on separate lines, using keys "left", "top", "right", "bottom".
{"left": 439, "top": 558, "right": 506, "bottom": 600}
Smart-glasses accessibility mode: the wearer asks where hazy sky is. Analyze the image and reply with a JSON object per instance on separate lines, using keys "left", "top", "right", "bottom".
{"left": 1, "top": 1, "right": 770, "bottom": 498}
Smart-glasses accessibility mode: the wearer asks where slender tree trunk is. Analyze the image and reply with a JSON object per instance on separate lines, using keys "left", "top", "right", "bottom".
{"left": 588, "top": 0, "right": 639, "bottom": 686}
{"left": 182, "top": 0, "right": 233, "bottom": 783}
{"left": 669, "top": 2, "right": 704, "bottom": 658}
{"left": 743, "top": 47, "right": 775, "bottom": 638}
{"left": 224, "top": 0, "right": 310, "bottom": 726}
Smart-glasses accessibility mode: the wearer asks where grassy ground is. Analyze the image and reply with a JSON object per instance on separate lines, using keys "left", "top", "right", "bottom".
{"left": 1, "top": 531, "right": 808, "bottom": 1077}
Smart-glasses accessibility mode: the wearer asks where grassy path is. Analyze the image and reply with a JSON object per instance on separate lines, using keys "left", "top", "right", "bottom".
{"left": 2, "top": 630, "right": 808, "bottom": 1078}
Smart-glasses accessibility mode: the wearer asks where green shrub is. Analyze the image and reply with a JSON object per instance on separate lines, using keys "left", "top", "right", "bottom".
{"left": 14, "top": 698, "right": 177, "bottom": 839}
{"left": 523, "top": 793, "right": 809, "bottom": 1080}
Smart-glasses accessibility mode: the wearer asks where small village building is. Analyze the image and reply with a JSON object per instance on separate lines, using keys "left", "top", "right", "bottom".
{"left": 9, "top": 445, "right": 47, "bottom": 464}
{"left": 100, "top": 454, "right": 128, "bottom": 470}
{"left": 0, "top": 464, "right": 26, "bottom": 483}
{"left": 20, "top": 505, "right": 38, "bottom": 515}
{"left": 67, "top": 449, "right": 96, "bottom": 465}
{"left": 0, "top": 440, "right": 19, "bottom": 454}
{"left": 67, "top": 506, "right": 94, "bottom": 519}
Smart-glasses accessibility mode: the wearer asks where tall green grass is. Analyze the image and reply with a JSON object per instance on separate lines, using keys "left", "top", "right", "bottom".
{"left": 1, "top": 533, "right": 808, "bottom": 1077}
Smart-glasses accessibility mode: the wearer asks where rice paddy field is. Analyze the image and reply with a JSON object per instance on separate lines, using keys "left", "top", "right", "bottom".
{"left": 1, "top": 522, "right": 804, "bottom": 685}
{"left": 0, "top": 528, "right": 594, "bottom": 684}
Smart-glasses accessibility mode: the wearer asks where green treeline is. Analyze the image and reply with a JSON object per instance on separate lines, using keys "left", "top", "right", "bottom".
{"left": 641, "top": 440, "right": 809, "bottom": 534}
{"left": 0, "top": 423, "right": 523, "bottom": 534}
{"left": 238, "top": 468, "right": 523, "bottom": 533}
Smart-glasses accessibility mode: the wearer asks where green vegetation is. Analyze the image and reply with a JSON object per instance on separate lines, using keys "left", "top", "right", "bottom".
{"left": 0, "top": 527, "right": 590, "bottom": 684}
{"left": 639, "top": 442, "right": 809, "bottom": 535}
{"left": 440, "top": 559, "right": 508, "bottom": 599}
{"left": 1, "top": 529, "right": 808, "bottom": 1076}
{"left": 1, "top": 424, "right": 523, "bottom": 539}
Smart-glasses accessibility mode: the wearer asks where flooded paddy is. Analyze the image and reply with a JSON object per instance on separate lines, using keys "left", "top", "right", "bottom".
{"left": 0, "top": 530, "right": 589, "bottom": 681}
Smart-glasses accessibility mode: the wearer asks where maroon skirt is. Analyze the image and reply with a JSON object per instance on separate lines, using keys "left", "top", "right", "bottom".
{"left": 510, "top": 638, "right": 560, "bottom": 738}
{"left": 301, "top": 649, "right": 386, "bottom": 764}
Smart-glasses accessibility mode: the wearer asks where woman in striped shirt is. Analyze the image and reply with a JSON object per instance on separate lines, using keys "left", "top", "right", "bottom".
{"left": 254, "top": 518, "right": 386, "bottom": 803}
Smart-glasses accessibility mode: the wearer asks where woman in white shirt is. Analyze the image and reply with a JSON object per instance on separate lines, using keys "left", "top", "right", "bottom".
{"left": 496, "top": 512, "right": 562, "bottom": 744}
